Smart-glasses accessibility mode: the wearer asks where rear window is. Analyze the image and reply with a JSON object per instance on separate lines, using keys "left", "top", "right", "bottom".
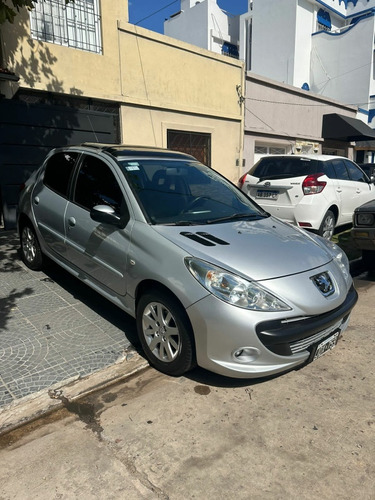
{"left": 249, "top": 157, "right": 322, "bottom": 180}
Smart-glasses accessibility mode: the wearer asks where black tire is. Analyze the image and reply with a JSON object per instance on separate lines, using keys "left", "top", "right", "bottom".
{"left": 317, "top": 210, "right": 336, "bottom": 240}
{"left": 362, "top": 249, "right": 375, "bottom": 272}
{"left": 20, "top": 222, "right": 44, "bottom": 270}
{"left": 136, "top": 290, "right": 196, "bottom": 376}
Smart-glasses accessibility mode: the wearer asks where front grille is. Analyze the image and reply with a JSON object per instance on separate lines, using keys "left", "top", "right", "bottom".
{"left": 289, "top": 319, "right": 343, "bottom": 354}
{"left": 255, "top": 286, "right": 358, "bottom": 356}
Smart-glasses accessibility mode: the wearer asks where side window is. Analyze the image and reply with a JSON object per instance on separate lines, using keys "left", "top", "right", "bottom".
{"left": 332, "top": 160, "right": 350, "bottom": 180}
{"left": 74, "top": 155, "right": 125, "bottom": 214}
{"left": 321, "top": 161, "right": 336, "bottom": 179}
{"left": 344, "top": 160, "right": 367, "bottom": 182}
{"left": 43, "top": 152, "right": 78, "bottom": 197}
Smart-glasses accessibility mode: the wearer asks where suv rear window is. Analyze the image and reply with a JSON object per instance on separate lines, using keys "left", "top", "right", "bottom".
{"left": 249, "top": 157, "right": 322, "bottom": 180}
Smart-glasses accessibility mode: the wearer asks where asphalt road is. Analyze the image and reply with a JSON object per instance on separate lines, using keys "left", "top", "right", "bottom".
{"left": 0, "top": 272, "right": 374, "bottom": 499}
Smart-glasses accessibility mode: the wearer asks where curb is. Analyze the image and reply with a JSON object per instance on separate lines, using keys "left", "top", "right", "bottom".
{"left": 0, "top": 351, "right": 149, "bottom": 436}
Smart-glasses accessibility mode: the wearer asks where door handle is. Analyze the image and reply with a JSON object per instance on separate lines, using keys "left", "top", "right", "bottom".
{"left": 34, "top": 196, "right": 40, "bottom": 205}
{"left": 68, "top": 217, "right": 76, "bottom": 227}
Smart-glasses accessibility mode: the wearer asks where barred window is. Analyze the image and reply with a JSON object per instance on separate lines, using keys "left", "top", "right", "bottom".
{"left": 269, "top": 147, "right": 286, "bottom": 155}
{"left": 30, "top": 0, "right": 102, "bottom": 54}
{"left": 254, "top": 146, "right": 268, "bottom": 155}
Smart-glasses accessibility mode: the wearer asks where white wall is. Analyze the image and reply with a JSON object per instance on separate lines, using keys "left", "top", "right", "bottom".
{"left": 251, "top": 0, "right": 298, "bottom": 85}
{"left": 165, "top": 1, "right": 209, "bottom": 49}
{"left": 311, "top": 15, "right": 374, "bottom": 106}
{"left": 294, "top": 0, "right": 314, "bottom": 88}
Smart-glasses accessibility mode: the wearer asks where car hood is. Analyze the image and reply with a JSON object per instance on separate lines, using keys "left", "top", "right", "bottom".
{"left": 153, "top": 217, "right": 333, "bottom": 281}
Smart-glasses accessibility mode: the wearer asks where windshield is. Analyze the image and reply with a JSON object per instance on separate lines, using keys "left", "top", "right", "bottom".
{"left": 119, "top": 159, "right": 266, "bottom": 225}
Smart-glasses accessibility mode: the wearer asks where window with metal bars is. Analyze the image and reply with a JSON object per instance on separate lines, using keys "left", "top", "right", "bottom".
{"left": 167, "top": 130, "right": 211, "bottom": 167}
{"left": 30, "top": 0, "right": 102, "bottom": 54}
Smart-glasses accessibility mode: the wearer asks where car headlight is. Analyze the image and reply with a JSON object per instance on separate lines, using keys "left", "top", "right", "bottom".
{"left": 356, "top": 213, "right": 374, "bottom": 226}
{"left": 320, "top": 239, "right": 350, "bottom": 282}
{"left": 185, "top": 257, "right": 291, "bottom": 311}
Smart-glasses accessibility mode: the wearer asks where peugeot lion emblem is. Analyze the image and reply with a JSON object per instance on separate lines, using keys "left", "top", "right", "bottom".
{"left": 311, "top": 272, "right": 334, "bottom": 297}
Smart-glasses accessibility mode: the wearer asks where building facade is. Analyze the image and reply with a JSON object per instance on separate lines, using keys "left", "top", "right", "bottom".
{"left": 0, "top": 0, "right": 244, "bottom": 228}
{"left": 165, "top": 0, "right": 375, "bottom": 165}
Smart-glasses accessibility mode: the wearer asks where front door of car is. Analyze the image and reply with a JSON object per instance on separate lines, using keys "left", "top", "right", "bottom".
{"left": 32, "top": 151, "right": 79, "bottom": 258}
{"left": 64, "top": 154, "right": 131, "bottom": 297}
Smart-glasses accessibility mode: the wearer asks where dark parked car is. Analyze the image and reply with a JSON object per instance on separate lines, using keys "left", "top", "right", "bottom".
{"left": 352, "top": 199, "right": 375, "bottom": 270}
{"left": 357, "top": 163, "right": 375, "bottom": 180}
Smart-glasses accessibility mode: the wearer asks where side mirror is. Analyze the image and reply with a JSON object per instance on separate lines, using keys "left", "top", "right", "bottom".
{"left": 90, "top": 205, "right": 123, "bottom": 227}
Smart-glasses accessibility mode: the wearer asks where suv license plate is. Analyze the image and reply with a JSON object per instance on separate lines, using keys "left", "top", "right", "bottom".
{"left": 256, "top": 189, "right": 279, "bottom": 200}
{"left": 313, "top": 331, "right": 340, "bottom": 361}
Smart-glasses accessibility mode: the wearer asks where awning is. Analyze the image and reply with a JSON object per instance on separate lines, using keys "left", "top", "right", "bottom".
{"left": 322, "top": 113, "right": 375, "bottom": 142}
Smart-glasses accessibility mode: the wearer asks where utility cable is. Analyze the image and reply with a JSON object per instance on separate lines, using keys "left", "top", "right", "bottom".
{"left": 134, "top": 0, "right": 179, "bottom": 26}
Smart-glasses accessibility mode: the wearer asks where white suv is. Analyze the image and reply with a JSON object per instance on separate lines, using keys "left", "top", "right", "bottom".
{"left": 238, "top": 154, "right": 375, "bottom": 239}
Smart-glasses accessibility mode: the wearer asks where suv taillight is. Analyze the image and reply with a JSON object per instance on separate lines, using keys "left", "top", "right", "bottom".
{"left": 302, "top": 173, "right": 326, "bottom": 195}
{"left": 238, "top": 174, "right": 247, "bottom": 188}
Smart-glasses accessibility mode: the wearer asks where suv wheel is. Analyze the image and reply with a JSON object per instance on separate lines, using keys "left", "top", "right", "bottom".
{"left": 318, "top": 210, "right": 335, "bottom": 240}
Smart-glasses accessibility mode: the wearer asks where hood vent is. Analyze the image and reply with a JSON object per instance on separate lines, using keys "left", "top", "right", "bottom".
{"left": 180, "top": 231, "right": 230, "bottom": 247}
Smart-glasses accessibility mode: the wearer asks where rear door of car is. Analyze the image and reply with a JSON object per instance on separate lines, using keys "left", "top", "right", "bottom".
{"left": 332, "top": 159, "right": 374, "bottom": 224}
{"left": 64, "top": 153, "right": 132, "bottom": 296}
{"left": 32, "top": 150, "right": 79, "bottom": 258}
{"left": 242, "top": 157, "right": 317, "bottom": 222}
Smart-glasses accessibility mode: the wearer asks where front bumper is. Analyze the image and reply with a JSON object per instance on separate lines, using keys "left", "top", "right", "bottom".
{"left": 351, "top": 227, "right": 375, "bottom": 251}
{"left": 186, "top": 285, "right": 357, "bottom": 379}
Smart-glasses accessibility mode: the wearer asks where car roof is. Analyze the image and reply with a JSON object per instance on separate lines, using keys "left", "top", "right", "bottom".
{"left": 77, "top": 143, "right": 197, "bottom": 161}
{"left": 258, "top": 154, "right": 350, "bottom": 162}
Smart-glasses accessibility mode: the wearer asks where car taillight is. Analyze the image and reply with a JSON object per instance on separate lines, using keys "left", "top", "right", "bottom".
{"left": 238, "top": 174, "right": 247, "bottom": 188}
{"left": 302, "top": 173, "right": 326, "bottom": 195}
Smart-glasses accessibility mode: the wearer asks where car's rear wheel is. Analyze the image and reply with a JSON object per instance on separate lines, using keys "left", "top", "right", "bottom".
{"left": 20, "top": 222, "right": 44, "bottom": 270}
{"left": 136, "top": 290, "right": 196, "bottom": 376}
{"left": 318, "top": 210, "right": 336, "bottom": 240}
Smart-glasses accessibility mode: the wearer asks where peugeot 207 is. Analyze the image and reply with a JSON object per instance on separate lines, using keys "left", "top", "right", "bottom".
{"left": 18, "top": 144, "right": 358, "bottom": 378}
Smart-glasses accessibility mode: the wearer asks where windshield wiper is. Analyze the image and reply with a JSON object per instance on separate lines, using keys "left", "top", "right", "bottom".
{"left": 166, "top": 220, "right": 203, "bottom": 226}
{"left": 206, "top": 213, "right": 261, "bottom": 224}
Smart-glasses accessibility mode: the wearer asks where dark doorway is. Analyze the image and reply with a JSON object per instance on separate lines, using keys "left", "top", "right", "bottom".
{"left": 167, "top": 130, "right": 211, "bottom": 166}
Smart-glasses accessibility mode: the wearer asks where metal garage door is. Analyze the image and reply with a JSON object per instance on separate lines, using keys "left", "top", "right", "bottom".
{"left": 0, "top": 98, "right": 119, "bottom": 229}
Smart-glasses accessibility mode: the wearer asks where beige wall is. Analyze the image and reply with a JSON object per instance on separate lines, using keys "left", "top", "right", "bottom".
{"left": 117, "top": 24, "right": 244, "bottom": 180}
{"left": 0, "top": 1, "right": 127, "bottom": 100}
{"left": 121, "top": 105, "right": 242, "bottom": 182}
{"left": 118, "top": 23, "right": 243, "bottom": 120}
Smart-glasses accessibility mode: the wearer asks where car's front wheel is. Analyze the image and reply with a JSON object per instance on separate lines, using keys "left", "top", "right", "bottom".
{"left": 20, "top": 222, "right": 44, "bottom": 270}
{"left": 136, "top": 290, "right": 196, "bottom": 376}
{"left": 318, "top": 210, "right": 336, "bottom": 240}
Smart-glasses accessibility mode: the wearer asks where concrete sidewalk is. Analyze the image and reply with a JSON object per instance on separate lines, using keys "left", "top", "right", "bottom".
{"left": 0, "top": 230, "right": 145, "bottom": 415}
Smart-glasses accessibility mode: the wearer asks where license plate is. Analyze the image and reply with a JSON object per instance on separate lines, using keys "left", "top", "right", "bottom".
{"left": 256, "top": 189, "right": 279, "bottom": 200}
{"left": 313, "top": 331, "right": 340, "bottom": 361}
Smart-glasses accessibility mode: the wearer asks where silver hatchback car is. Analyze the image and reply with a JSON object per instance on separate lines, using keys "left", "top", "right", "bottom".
{"left": 18, "top": 144, "right": 358, "bottom": 378}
